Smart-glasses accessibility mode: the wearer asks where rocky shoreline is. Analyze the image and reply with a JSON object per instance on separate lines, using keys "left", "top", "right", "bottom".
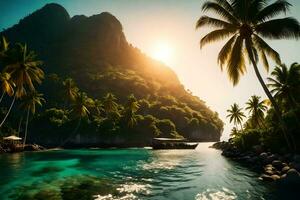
{"left": 0, "top": 144, "right": 45, "bottom": 153}
{"left": 212, "top": 141, "right": 300, "bottom": 186}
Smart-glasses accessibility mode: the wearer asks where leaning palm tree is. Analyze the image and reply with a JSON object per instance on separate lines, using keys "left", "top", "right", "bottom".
{"left": 122, "top": 94, "right": 140, "bottom": 128}
{"left": 267, "top": 63, "right": 300, "bottom": 109}
{"left": 227, "top": 103, "right": 246, "bottom": 130}
{"left": 0, "top": 43, "right": 44, "bottom": 128}
{"left": 19, "top": 92, "right": 45, "bottom": 146}
{"left": 0, "top": 72, "right": 15, "bottom": 103}
{"left": 245, "top": 95, "right": 267, "bottom": 128}
{"left": 196, "top": 0, "right": 300, "bottom": 150}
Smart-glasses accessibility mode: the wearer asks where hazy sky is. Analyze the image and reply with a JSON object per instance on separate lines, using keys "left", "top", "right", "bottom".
{"left": 1, "top": 0, "right": 300, "bottom": 140}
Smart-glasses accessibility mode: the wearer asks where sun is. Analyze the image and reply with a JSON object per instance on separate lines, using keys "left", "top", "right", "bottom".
{"left": 151, "top": 42, "right": 173, "bottom": 65}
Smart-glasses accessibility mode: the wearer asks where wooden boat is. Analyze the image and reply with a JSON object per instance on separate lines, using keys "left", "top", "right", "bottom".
{"left": 152, "top": 138, "right": 198, "bottom": 150}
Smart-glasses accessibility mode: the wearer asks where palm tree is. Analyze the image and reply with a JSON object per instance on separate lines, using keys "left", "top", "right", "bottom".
{"left": 196, "top": 0, "right": 300, "bottom": 150}
{"left": 245, "top": 95, "right": 267, "bottom": 128}
{"left": 227, "top": 103, "right": 245, "bottom": 130}
{"left": 62, "top": 78, "right": 78, "bottom": 106}
{"left": 70, "top": 92, "right": 90, "bottom": 135}
{"left": 60, "top": 92, "right": 90, "bottom": 147}
{"left": 103, "top": 93, "right": 120, "bottom": 119}
{"left": 230, "top": 127, "right": 239, "bottom": 137}
{"left": 19, "top": 92, "right": 45, "bottom": 146}
{"left": 267, "top": 63, "right": 300, "bottom": 109}
{"left": 0, "top": 72, "right": 14, "bottom": 103}
{"left": 0, "top": 43, "right": 44, "bottom": 128}
{"left": 122, "top": 94, "right": 140, "bottom": 128}
{"left": 93, "top": 99, "right": 104, "bottom": 116}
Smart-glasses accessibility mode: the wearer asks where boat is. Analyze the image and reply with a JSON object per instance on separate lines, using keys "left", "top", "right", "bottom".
{"left": 151, "top": 138, "right": 198, "bottom": 149}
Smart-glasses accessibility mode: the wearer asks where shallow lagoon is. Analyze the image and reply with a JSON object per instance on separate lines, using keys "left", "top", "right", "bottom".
{"left": 0, "top": 143, "right": 294, "bottom": 200}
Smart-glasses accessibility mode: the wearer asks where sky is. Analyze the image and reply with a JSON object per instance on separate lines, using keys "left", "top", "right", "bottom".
{"left": 1, "top": 0, "right": 300, "bottom": 140}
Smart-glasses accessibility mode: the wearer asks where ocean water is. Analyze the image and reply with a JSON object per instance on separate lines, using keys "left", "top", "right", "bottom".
{"left": 0, "top": 143, "right": 296, "bottom": 200}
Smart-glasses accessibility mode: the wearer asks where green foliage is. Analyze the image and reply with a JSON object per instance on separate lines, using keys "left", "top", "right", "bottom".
{"left": 44, "top": 108, "right": 69, "bottom": 127}
{"left": 228, "top": 63, "right": 300, "bottom": 153}
{"left": 232, "top": 129, "right": 262, "bottom": 151}
{"left": 226, "top": 103, "right": 245, "bottom": 129}
{"left": 155, "top": 119, "right": 179, "bottom": 138}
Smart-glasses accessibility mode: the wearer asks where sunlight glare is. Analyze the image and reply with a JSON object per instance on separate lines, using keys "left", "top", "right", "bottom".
{"left": 151, "top": 42, "right": 173, "bottom": 65}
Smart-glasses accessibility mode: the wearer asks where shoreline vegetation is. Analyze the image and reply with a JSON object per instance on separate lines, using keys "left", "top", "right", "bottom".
{"left": 199, "top": 0, "right": 300, "bottom": 189}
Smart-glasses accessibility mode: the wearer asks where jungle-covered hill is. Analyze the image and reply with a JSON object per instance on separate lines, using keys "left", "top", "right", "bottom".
{"left": 0, "top": 3, "right": 223, "bottom": 147}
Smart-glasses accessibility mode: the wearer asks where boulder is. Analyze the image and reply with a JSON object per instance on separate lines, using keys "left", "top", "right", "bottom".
{"left": 271, "top": 174, "right": 281, "bottom": 181}
{"left": 24, "top": 144, "right": 45, "bottom": 151}
{"left": 260, "top": 174, "right": 280, "bottom": 182}
{"left": 259, "top": 152, "right": 268, "bottom": 160}
{"left": 264, "top": 164, "right": 274, "bottom": 171}
{"left": 266, "top": 154, "right": 277, "bottom": 163}
{"left": 280, "top": 169, "right": 300, "bottom": 185}
{"left": 289, "top": 162, "right": 300, "bottom": 172}
{"left": 265, "top": 170, "right": 275, "bottom": 176}
{"left": 282, "top": 162, "right": 288, "bottom": 167}
{"left": 272, "top": 160, "right": 284, "bottom": 170}
{"left": 281, "top": 166, "right": 290, "bottom": 174}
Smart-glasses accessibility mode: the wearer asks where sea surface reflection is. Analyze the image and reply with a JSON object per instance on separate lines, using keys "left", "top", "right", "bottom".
{"left": 0, "top": 143, "right": 292, "bottom": 200}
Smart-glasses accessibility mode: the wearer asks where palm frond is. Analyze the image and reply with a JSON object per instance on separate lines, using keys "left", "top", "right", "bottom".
{"left": 231, "top": 0, "right": 250, "bottom": 22}
{"left": 227, "top": 36, "right": 245, "bottom": 85}
{"left": 260, "top": 50, "right": 269, "bottom": 72}
{"left": 202, "top": 1, "right": 239, "bottom": 25}
{"left": 255, "top": 17, "right": 300, "bottom": 39}
{"left": 196, "top": 15, "right": 237, "bottom": 29}
{"left": 256, "top": 0, "right": 291, "bottom": 22}
{"left": 246, "top": 0, "right": 267, "bottom": 22}
{"left": 218, "top": 34, "right": 237, "bottom": 70}
{"left": 1, "top": 36, "right": 9, "bottom": 52}
{"left": 200, "top": 28, "right": 236, "bottom": 48}
{"left": 253, "top": 34, "right": 281, "bottom": 64}
{"left": 212, "top": 0, "right": 234, "bottom": 13}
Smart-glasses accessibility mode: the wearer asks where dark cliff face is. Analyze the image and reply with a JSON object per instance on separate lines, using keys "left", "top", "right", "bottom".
{"left": 3, "top": 3, "right": 70, "bottom": 46}
{"left": 0, "top": 4, "right": 223, "bottom": 144}
{"left": 1, "top": 3, "right": 182, "bottom": 96}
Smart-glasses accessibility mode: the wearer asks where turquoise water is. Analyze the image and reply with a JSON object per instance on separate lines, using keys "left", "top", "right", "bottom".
{"left": 0, "top": 143, "right": 291, "bottom": 200}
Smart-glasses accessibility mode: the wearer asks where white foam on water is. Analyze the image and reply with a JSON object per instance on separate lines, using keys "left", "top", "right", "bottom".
{"left": 93, "top": 182, "right": 151, "bottom": 200}
{"left": 195, "top": 188, "right": 237, "bottom": 200}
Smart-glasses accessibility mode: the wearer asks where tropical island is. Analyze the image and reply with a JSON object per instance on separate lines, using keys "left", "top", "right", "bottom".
{"left": 0, "top": 0, "right": 300, "bottom": 199}
{"left": 0, "top": 3, "right": 223, "bottom": 150}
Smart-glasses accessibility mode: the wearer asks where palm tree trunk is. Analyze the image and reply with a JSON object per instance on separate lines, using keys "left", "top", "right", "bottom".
{"left": 0, "top": 95, "right": 16, "bottom": 128}
{"left": 23, "top": 108, "right": 30, "bottom": 147}
{"left": 17, "top": 115, "right": 24, "bottom": 137}
{"left": 251, "top": 61, "right": 294, "bottom": 151}
{"left": 73, "top": 118, "right": 82, "bottom": 135}
{"left": 259, "top": 117, "right": 267, "bottom": 129}
{"left": 60, "top": 118, "right": 82, "bottom": 147}
{"left": 0, "top": 92, "right": 5, "bottom": 104}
